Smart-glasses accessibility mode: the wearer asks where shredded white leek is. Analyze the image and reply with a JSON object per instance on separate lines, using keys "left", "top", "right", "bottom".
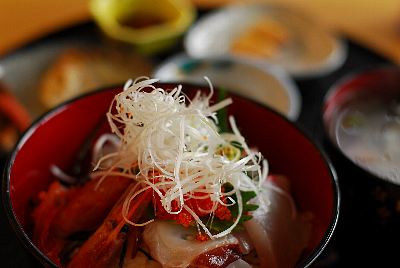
{"left": 94, "top": 77, "right": 269, "bottom": 239}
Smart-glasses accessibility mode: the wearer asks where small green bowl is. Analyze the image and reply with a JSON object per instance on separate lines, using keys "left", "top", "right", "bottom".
{"left": 90, "top": 0, "right": 196, "bottom": 54}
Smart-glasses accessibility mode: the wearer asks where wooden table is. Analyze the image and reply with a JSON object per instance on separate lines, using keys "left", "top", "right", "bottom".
{"left": 1, "top": 0, "right": 400, "bottom": 63}
{"left": 0, "top": 0, "right": 90, "bottom": 56}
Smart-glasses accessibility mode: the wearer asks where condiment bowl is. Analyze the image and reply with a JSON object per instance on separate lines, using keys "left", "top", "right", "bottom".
{"left": 90, "top": 0, "right": 196, "bottom": 54}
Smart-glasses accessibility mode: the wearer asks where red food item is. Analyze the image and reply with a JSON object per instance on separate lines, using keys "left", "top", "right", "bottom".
{"left": 32, "top": 175, "right": 133, "bottom": 265}
{"left": 0, "top": 83, "right": 31, "bottom": 131}
{"left": 195, "top": 233, "right": 210, "bottom": 242}
{"left": 67, "top": 187, "right": 152, "bottom": 268}
{"left": 52, "top": 175, "right": 132, "bottom": 237}
{"left": 32, "top": 181, "right": 69, "bottom": 266}
{"left": 154, "top": 190, "right": 232, "bottom": 229}
{"left": 176, "top": 210, "right": 194, "bottom": 228}
{"left": 191, "top": 244, "right": 241, "bottom": 268}
{"left": 215, "top": 204, "right": 232, "bottom": 221}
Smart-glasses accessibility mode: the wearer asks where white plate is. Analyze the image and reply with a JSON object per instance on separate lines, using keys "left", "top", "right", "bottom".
{"left": 0, "top": 30, "right": 98, "bottom": 117}
{"left": 153, "top": 54, "right": 301, "bottom": 120}
{"left": 184, "top": 4, "right": 347, "bottom": 79}
{"left": 0, "top": 26, "right": 153, "bottom": 118}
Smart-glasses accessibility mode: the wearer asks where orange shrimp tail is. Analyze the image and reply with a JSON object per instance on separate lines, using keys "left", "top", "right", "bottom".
{"left": 53, "top": 175, "right": 132, "bottom": 238}
{"left": 32, "top": 175, "right": 133, "bottom": 265}
{"left": 67, "top": 186, "right": 152, "bottom": 268}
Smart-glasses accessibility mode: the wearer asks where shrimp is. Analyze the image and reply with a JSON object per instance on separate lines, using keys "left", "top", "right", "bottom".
{"left": 66, "top": 185, "right": 152, "bottom": 268}
{"left": 32, "top": 175, "right": 132, "bottom": 265}
{"left": 52, "top": 175, "right": 132, "bottom": 238}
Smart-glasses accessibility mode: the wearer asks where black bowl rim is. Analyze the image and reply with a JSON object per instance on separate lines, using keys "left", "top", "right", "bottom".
{"left": 3, "top": 81, "right": 340, "bottom": 268}
{"left": 322, "top": 64, "right": 400, "bottom": 186}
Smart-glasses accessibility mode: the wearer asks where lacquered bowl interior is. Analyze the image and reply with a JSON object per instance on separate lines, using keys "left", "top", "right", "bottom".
{"left": 4, "top": 83, "right": 339, "bottom": 267}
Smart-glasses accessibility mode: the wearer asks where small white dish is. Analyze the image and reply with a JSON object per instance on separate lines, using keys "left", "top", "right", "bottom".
{"left": 153, "top": 54, "right": 301, "bottom": 120}
{"left": 184, "top": 4, "right": 347, "bottom": 79}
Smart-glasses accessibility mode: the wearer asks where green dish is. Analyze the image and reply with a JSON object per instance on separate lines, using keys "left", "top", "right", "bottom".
{"left": 90, "top": 0, "right": 196, "bottom": 54}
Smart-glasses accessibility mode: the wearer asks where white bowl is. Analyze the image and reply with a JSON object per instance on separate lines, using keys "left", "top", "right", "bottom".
{"left": 184, "top": 4, "right": 347, "bottom": 79}
{"left": 153, "top": 54, "right": 301, "bottom": 120}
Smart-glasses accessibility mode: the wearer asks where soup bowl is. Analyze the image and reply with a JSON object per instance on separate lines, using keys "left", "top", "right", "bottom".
{"left": 3, "top": 82, "right": 339, "bottom": 267}
{"left": 323, "top": 66, "right": 400, "bottom": 185}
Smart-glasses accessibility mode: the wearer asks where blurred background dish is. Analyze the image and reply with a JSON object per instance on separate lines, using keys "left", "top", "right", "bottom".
{"left": 90, "top": 0, "right": 196, "bottom": 54}
{"left": 184, "top": 4, "right": 347, "bottom": 78}
{"left": 0, "top": 78, "right": 31, "bottom": 157}
{"left": 323, "top": 66, "right": 400, "bottom": 185}
{"left": 38, "top": 47, "right": 153, "bottom": 109}
{"left": 0, "top": 29, "right": 153, "bottom": 117}
{"left": 187, "top": 0, "right": 400, "bottom": 67}
{"left": 154, "top": 54, "right": 301, "bottom": 120}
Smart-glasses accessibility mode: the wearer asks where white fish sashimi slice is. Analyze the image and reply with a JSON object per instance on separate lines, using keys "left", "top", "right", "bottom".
{"left": 226, "top": 259, "right": 253, "bottom": 268}
{"left": 233, "top": 231, "right": 254, "bottom": 255}
{"left": 244, "top": 175, "right": 313, "bottom": 268}
{"left": 143, "top": 220, "right": 239, "bottom": 268}
{"left": 123, "top": 251, "right": 162, "bottom": 268}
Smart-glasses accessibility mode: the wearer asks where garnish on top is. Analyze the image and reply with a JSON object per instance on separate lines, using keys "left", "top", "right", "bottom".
{"left": 93, "top": 77, "right": 268, "bottom": 239}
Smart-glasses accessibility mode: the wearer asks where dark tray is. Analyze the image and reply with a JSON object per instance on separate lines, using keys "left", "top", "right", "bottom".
{"left": 1, "top": 21, "right": 398, "bottom": 267}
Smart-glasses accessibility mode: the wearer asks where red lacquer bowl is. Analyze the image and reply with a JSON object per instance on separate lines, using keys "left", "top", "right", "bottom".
{"left": 3, "top": 83, "right": 339, "bottom": 267}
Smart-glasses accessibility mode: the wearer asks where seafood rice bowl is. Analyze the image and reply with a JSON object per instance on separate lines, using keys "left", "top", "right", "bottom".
{"left": 3, "top": 79, "right": 339, "bottom": 268}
